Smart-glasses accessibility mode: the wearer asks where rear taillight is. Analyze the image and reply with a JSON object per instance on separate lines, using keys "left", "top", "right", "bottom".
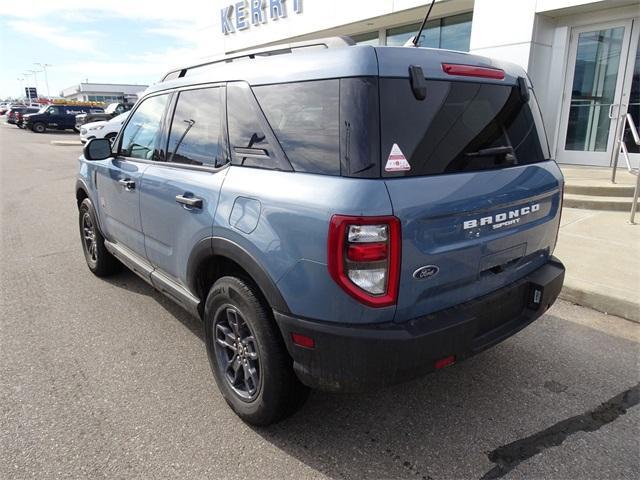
{"left": 328, "top": 215, "right": 401, "bottom": 307}
{"left": 442, "top": 63, "right": 505, "bottom": 80}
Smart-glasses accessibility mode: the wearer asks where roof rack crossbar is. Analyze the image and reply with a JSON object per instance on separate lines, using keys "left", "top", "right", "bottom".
{"left": 160, "top": 36, "right": 355, "bottom": 81}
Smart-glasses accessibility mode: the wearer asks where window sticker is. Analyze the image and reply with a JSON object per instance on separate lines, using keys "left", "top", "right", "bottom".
{"left": 384, "top": 143, "right": 411, "bottom": 172}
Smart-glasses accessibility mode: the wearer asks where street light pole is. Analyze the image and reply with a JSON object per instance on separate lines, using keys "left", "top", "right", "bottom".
{"left": 35, "top": 63, "right": 52, "bottom": 98}
{"left": 17, "top": 77, "right": 24, "bottom": 99}
{"left": 21, "top": 72, "right": 32, "bottom": 101}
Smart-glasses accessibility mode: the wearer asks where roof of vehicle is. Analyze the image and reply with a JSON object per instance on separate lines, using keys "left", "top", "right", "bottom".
{"left": 144, "top": 44, "right": 526, "bottom": 98}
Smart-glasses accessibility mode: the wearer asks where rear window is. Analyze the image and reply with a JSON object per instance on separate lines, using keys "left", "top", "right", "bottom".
{"left": 380, "top": 78, "right": 549, "bottom": 177}
{"left": 253, "top": 80, "right": 340, "bottom": 175}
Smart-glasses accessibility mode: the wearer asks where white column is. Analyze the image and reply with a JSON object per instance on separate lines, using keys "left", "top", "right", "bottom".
{"left": 468, "top": 0, "right": 538, "bottom": 69}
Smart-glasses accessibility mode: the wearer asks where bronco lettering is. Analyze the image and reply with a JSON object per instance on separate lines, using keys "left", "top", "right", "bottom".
{"left": 463, "top": 203, "right": 540, "bottom": 230}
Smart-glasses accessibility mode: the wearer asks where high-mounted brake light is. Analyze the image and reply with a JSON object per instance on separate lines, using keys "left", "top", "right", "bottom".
{"left": 442, "top": 63, "right": 505, "bottom": 80}
{"left": 328, "top": 215, "right": 401, "bottom": 308}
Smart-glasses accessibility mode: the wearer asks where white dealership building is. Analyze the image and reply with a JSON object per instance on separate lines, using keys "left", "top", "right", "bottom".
{"left": 210, "top": 0, "right": 639, "bottom": 167}
{"left": 59, "top": 83, "right": 148, "bottom": 104}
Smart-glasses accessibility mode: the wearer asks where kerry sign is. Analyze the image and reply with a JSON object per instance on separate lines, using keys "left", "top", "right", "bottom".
{"left": 221, "top": 0, "right": 303, "bottom": 34}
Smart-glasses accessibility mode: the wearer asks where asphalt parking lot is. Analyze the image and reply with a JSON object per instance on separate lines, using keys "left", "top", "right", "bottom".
{"left": 1, "top": 122, "right": 639, "bottom": 480}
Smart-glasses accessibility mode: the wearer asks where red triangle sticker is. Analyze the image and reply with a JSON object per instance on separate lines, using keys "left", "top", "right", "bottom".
{"left": 385, "top": 143, "right": 411, "bottom": 172}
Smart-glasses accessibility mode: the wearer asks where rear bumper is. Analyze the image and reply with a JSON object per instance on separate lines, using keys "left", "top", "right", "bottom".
{"left": 275, "top": 257, "right": 564, "bottom": 392}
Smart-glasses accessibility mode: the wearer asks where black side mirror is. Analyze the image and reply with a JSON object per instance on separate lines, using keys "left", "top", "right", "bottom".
{"left": 84, "top": 138, "right": 112, "bottom": 161}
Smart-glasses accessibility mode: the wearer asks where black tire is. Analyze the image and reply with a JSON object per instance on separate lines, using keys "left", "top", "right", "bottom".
{"left": 32, "top": 122, "right": 46, "bottom": 133}
{"left": 78, "top": 198, "right": 121, "bottom": 276}
{"left": 204, "top": 276, "right": 309, "bottom": 426}
{"left": 105, "top": 132, "right": 117, "bottom": 144}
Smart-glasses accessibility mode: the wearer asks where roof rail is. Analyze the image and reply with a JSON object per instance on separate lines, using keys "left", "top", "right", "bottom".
{"left": 160, "top": 36, "right": 355, "bottom": 82}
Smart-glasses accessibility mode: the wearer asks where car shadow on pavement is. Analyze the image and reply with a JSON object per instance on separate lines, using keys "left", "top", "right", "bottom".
{"left": 19, "top": 129, "right": 79, "bottom": 135}
{"left": 102, "top": 269, "right": 205, "bottom": 341}
{"left": 250, "top": 316, "right": 640, "bottom": 480}
{"left": 100, "top": 270, "right": 639, "bottom": 480}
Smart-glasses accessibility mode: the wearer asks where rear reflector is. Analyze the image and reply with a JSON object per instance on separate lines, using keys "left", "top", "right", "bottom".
{"left": 347, "top": 242, "right": 388, "bottom": 262}
{"left": 442, "top": 63, "right": 505, "bottom": 80}
{"left": 291, "top": 333, "right": 315, "bottom": 349}
{"left": 434, "top": 355, "right": 456, "bottom": 369}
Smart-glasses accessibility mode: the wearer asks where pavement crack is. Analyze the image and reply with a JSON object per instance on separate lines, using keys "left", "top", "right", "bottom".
{"left": 480, "top": 383, "right": 640, "bottom": 480}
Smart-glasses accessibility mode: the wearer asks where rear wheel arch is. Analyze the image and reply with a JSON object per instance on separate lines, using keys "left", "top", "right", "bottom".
{"left": 188, "top": 237, "right": 290, "bottom": 318}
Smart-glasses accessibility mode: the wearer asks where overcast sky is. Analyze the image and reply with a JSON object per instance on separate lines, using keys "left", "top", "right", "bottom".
{"left": 0, "top": 1, "right": 224, "bottom": 99}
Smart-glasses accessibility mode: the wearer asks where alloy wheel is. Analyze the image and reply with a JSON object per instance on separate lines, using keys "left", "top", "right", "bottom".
{"left": 213, "top": 306, "right": 261, "bottom": 401}
{"left": 82, "top": 212, "right": 98, "bottom": 264}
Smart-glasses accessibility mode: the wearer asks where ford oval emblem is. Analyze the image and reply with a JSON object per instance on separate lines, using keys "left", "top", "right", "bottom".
{"left": 413, "top": 265, "right": 439, "bottom": 280}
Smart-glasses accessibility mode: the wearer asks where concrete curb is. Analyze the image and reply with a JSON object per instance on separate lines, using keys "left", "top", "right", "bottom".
{"left": 51, "top": 140, "right": 82, "bottom": 146}
{"left": 563, "top": 193, "right": 637, "bottom": 211}
{"left": 559, "top": 284, "right": 640, "bottom": 324}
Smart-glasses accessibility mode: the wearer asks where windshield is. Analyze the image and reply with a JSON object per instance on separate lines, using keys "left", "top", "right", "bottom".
{"left": 380, "top": 78, "right": 550, "bottom": 177}
{"left": 37, "top": 105, "right": 49, "bottom": 113}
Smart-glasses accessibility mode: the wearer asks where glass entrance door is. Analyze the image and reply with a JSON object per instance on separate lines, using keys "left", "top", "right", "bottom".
{"left": 618, "top": 30, "right": 640, "bottom": 168}
{"left": 557, "top": 21, "right": 633, "bottom": 166}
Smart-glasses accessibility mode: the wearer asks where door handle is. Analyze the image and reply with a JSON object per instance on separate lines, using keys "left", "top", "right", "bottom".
{"left": 118, "top": 179, "right": 135, "bottom": 190}
{"left": 608, "top": 103, "right": 620, "bottom": 119}
{"left": 175, "top": 194, "right": 203, "bottom": 209}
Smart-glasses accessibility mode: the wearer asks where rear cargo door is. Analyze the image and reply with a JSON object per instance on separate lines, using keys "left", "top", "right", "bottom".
{"left": 379, "top": 76, "right": 563, "bottom": 322}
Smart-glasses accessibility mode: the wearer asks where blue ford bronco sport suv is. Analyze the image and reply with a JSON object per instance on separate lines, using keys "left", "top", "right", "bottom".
{"left": 76, "top": 37, "right": 565, "bottom": 425}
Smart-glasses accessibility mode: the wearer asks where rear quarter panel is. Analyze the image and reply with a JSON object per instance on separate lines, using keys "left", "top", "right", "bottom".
{"left": 216, "top": 166, "right": 397, "bottom": 324}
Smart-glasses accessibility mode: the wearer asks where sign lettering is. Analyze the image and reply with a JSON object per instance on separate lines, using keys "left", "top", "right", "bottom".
{"left": 221, "top": 0, "right": 302, "bottom": 34}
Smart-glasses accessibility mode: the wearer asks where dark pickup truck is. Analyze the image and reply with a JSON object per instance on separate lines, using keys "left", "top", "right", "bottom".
{"left": 75, "top": 102, "right": 132, "bottom": 129}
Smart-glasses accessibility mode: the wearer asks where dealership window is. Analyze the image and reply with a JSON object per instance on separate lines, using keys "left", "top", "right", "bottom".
{"left": 385, "top": 12, "right": 472, "bottom": 51}
{"left": 88, "top": 95, "right": 121, "bottom": 102}
{"left": 352, "top": 31, "right": 379, "bottom": 46}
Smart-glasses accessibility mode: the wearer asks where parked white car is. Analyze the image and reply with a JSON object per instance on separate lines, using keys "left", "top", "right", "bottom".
{"left": 79, "top": 111, "right": 129, "bottom": 144}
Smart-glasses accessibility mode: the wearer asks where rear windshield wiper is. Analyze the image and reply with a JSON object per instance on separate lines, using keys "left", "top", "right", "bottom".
{"left": 465, "top": 146, "right": 514, "bottom": 157}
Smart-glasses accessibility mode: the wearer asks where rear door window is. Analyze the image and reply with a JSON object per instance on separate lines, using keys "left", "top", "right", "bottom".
{"left": 253, "top": 80, "right": 340, "bottom": 175}
{"left": 167, "top": 87, "right": 224, "bottom": 166}
{"left": 379, "top": 78, "right": 549, "bottom": 177}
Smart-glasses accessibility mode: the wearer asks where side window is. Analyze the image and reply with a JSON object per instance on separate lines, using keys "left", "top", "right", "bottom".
{"left": 227, "top": 82, "right": 289, "bottom": 170}
{"left": 167, "top": 87, "right": 223, "bottom": 166}
{"left": 120, "top": 94, "right": 169, "bottom": 160}
{"left": 47, "top": 106, "right": 59, "bottom": 115}
{"left": 253, "top": 80, "right": 340, "bottom": 175}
